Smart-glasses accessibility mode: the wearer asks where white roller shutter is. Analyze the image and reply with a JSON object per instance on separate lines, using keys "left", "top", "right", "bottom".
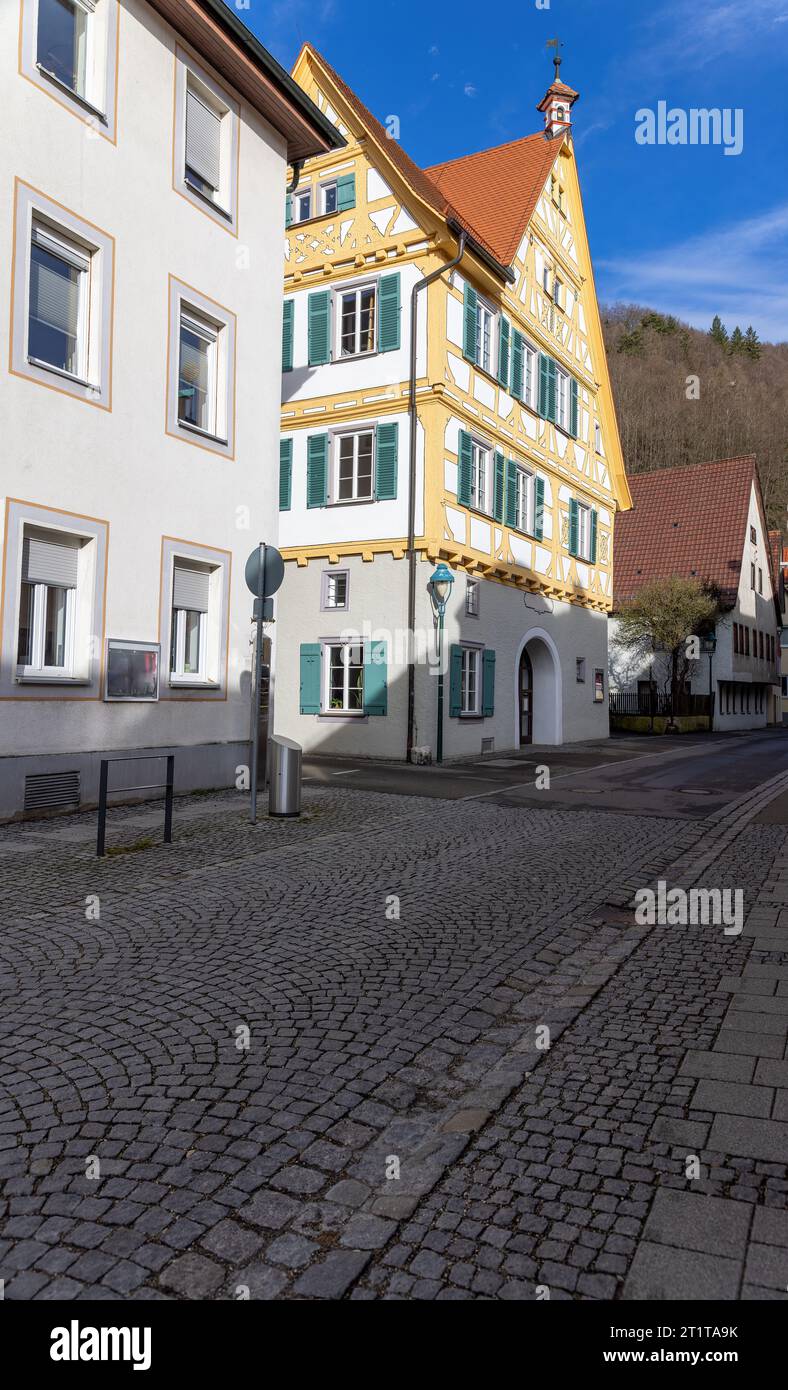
{"left": 185, "top": 87, "right": 221, "bottom": 190}
{"left": 22, "top": 529, "right": 81, "bottom": 587}
{"left": 173, "top": 563, "right": 210, "bottom": 612}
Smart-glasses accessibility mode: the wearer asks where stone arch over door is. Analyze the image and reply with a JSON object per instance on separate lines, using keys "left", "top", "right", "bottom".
{"left": 513, "top": 628, "right": 562, "bottom": 746}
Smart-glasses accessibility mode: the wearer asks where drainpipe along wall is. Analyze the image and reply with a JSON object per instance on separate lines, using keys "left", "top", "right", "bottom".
{"left": 405, "top": 228, "right": 467, "bottom": 762}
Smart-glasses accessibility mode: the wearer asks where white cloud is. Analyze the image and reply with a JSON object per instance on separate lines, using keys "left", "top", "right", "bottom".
{"left": 464, "top": 83, "right": 476, "bottom": 98}
{"left": 640, "top": 0, "right": 788, "bottom": 72}
{"left": 598, "top": 204, "right": 788, "bottom": 342}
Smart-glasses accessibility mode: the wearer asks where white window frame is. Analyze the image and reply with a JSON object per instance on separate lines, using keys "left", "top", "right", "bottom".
{"left": 515, "top": 465, "right": 533, "bottom": 534}
{"left": 17, "top": 578, "right": 77, "bottom": 680}
{"left": 555, "top": 365, "right": 571, "bottom": 432}
{"left": 174, "top": 49, "right": 239, "bottom": 232}
{"left": 27, "top": 220, "right": 91, "bottom": 384}
{"left": 336, "top": 281, "right": 377, "bottom": 358}
{"left": 332, "top": 428, "right": 375, "bottom": 504}
{"left": 553, "top": 275, "right": 564, "bottom": 310}
{"left": 22, "top": 0, "right": 118, "bottom": 138}
{"left": 170, "top": 606, "right": 208, "bottom": 683}
{"left": 543, "top": 264, "right": 553, "bottom": 296}
{"left": 594, "top": 421, "right": 602, "bottom": 454}
{"left": 460, "top": 645, "right": 482, "bottom": 716}
{"left": 576, "top": 501, "right": 592, "bottom": 561}
{"left": 322, "top": 639, "right": 364, "bottom": 714}
{"left": 294, "top": 187, "right": 313, "bottom": 222}
{"left": 178, "top": 308, "right": 220, "bottom": 440}
{"left": 320, "top": 181, "right": 338, "bottom": 215}
{"left": 465, "top": 579, "right": 480, "bottom": 617}
{"left": 475, "top": 297, "right": 496, "bottom": 375}
{"left": 167, "top": 277, "right": 235, "bottom": 458}
{"left": 469, "top": 438, "right": 491, "bottom": 515}
{"left": 321, "top": 569, "right": 349, "bottom": 611}
{"left": 36, "top": 0, "right": 93, "bottom": 102}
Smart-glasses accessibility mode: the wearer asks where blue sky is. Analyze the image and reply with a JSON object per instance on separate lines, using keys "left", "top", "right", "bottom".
{"left": 242, "top": 0, "right": 788, "bottom": 342}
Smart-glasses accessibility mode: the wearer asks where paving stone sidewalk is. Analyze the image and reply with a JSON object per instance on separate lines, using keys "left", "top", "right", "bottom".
{"left": 0, "top": 780, "right": 785, "bottom": 1300}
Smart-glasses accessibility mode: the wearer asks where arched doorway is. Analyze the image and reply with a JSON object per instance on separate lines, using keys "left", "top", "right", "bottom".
{"left": 519, "top": 648, "right": 533, "bottom": 744}
{"left": 513, "top": 630, "right": 563, "bottom": 746}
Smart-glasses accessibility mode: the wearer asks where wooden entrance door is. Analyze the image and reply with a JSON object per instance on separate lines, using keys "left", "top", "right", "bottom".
{"left": 519, "top": 648, "right": 533, "bottom": 745}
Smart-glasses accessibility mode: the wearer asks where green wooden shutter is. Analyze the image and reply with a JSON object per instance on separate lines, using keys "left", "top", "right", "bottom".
{"left": 285, "top": 193, "right": 293, "bottom": 228}
{"left": 279, "top": 437, "right": 292, "bottom": 512}
{"left": 299, "top": 643, "right": 321, "bottom": 713}
{"left": 493, "top": 450, "right": 505, "bottom": 523}
{"left": 282, "top": 299, "right": 294, "bottom": 373}
{"left": 511, "top": 329, "right": 524, "bottom": 401}
{"left": 457, "top": 430, "right": 473, "bottom": 506}
{"left": 547, "top": 358, "right": 557, "bottom": 422}
{"left": 568, "top": 498, "right": 579, "bottom": 556}
{"left": 590, "top": 508, "right": 598, "bottom": 564}
{"left": 534, "top": 475, "right": 545, "bottom": 540}
{"left": 482, "top": 650, "right": 496, "bottom": 716}
{"left": 497, "top": 316, "right": 510, "bottom": 387}
{"left": 538, "top": 352, "right": 550, "bottom": 417}
{"left": 306, "top": 433, "right": 328, "bottom": 508}
{"left": 375, "top": 421, "right": 398, "bottom": 500}
{"left": 462, "top": 283, "right": 478, "bottom": 363}
{"left": 336, "top": 173, "right": 356, "bottom": 210}
{"left": 505, "top": 459, "right": 517, "bottom": 528}
{"left": 307, "top": 290, "right": 331, "bottom": 365}
{"left": 364, "top": 640, "right": 387, "bottom": 715}
{"left": 449, "top": 645, "right": 463, "bottom": 717}
{"left": 378, "top": 272, "right": 400, "bottom": 352}
{"left": 570, "top": 377, "right": 579, "bottom": 438}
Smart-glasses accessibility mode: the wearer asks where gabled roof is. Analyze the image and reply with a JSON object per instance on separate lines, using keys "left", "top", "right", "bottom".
{"left": 296, "top": 45, "right": 562, "bottom": 276}
{"left": 425, "top": 134, "right": 564, "bottom": 268}
{"left": 613, "top": 456, "right": 762, "bottom": 609}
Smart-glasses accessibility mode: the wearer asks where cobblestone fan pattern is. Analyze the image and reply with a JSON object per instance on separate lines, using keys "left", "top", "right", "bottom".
{"left": 357, "top": 823, "right": 788, "bottom": 1301}
{"left": 0, "top": 787, "right": 784, "bottom": 1300}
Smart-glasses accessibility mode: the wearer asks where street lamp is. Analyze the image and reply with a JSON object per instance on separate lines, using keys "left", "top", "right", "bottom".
{"left": 429, "top": 563, "right": 455, "bottom": 764}
{"left": 699, "top": 631, "right": 717, "bottom": 732}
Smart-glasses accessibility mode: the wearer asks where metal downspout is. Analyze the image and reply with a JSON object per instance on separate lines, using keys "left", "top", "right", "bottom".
{"left": 405, "top": 228, "right": 468, "bottom": 761}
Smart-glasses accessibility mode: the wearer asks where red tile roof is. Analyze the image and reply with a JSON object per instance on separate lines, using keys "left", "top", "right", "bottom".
{"left": 300, "top": 45, "right": 562, "bottom": 272}
{"left": 425, "top": 134, "right": 564, "bottom": 268}
{"left": 613, "top": 456, "right": 760, "bottom": 609}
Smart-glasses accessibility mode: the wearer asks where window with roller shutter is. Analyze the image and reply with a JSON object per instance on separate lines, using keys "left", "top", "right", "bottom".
{"left": 16, "top": 527, "right": 82, "bottom": 677}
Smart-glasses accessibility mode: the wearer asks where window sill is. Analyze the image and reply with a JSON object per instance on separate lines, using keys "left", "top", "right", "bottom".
{"left": 317, "top": 712, "right": 368, "bottom": 721}
{"left": 169, "top": 679, "right": 220, "bottom": 690}
{"left": 328, "top": 496, "right": 376, "bottom": 508}
{"left": 183, "top": 178, "right": 232, "bottom": 222}
{"left": 16, "top": 673, "right": 90, "bottom": 686}
{"left": 36, "top": 64, "right": 108, "bottom": 124}
{"left": 177, "top": 419, "right": 229, "bottom": 447}
{"left": 335, "top": 348, "right": 378, "bottom": 363}
{"left": 458, "top": 713, "right": 485, "bottom": 721}
{"left": 27, "top": 357, "right": 98, "bottom": 392}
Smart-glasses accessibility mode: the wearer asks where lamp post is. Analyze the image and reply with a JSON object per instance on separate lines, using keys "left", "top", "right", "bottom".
{"left": 700, "top": 632, "right": 717, "bottom": 732}
{"left": 429, "top": 563, "right": 455, "bottom": 764}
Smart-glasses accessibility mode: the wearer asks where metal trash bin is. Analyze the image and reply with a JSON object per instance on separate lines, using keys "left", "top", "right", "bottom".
{"left": 269, "top": 736, "right": 302, "bottom": 817}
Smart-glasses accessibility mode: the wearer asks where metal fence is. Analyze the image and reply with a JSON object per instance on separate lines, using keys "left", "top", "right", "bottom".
{"left": 609, "top": 690, "right": 714, "bottom": 718}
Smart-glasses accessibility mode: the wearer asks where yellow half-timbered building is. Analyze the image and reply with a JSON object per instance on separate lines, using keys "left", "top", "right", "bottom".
{"left": 275, "top": 45, "right": 631, "bottom": 760}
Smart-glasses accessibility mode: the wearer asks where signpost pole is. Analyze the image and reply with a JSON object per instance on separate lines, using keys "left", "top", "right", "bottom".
{"left": 249, "top": 542, "right": 266, "bottom": 824}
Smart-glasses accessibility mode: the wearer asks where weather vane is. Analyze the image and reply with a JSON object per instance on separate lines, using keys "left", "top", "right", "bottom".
{"left": 546, "top": 36, "right": 563, "bottom": 81}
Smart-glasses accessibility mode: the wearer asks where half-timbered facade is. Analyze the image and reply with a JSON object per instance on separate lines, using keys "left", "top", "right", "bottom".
{"left": 276, "top": 47, "right": 631, "bottom": 760}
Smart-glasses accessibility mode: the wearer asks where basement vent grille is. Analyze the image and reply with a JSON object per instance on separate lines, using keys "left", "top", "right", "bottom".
{"left": 481, "top": 737, "right": 495, "bottom": 754}
{"left": 24, "top": 770, "right": 80, "bottom": 812}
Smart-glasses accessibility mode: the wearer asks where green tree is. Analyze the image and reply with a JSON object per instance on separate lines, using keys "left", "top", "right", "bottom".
{"left": 729, "top": 325, "right": 745, "bottom": 354}
{"left": 709, "top": 315, "right": 728, "bottom": 347}
{"left": 744, "top": 325, "right": 762, "bottom": 361}
{"left": 614, "top": 577, "right": 719, "bottom": 722}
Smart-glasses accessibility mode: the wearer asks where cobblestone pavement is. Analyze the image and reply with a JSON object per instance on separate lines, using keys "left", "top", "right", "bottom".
{"left": 0, "top": 773, "right": 786, "bottom": 1301}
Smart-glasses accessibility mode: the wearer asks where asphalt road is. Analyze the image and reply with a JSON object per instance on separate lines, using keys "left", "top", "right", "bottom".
{"left": 304, "top": 728, "right": 788, "bottom": 821}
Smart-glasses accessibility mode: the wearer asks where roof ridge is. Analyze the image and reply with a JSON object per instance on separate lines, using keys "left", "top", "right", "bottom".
{"left": 627, "top": 455, "right": 757, "bottom": 481}
{"left": 425, "top": 130, "right": 551, "bottom": 175}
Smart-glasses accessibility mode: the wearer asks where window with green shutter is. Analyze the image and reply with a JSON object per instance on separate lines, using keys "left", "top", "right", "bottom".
{"left": 462, "top": 282, "right": 478, "bottom": 363}
{"left": 336, "top": 173, "right": 356, "bottom": 210}
{"left": 299, "top": 643, "right": 321, "bottom": 713}
{"left": 482, "top": 649, "right": 496, "bottom": 716}
{"left": 533, "top": 476, "right": 545, "bottom": 540}
{"left": 493, "top": 450, "right": 505, "bottom": 523}
{"left": 306, "top": 433, "right": 328, "bottom": 508}
{"left": 285, "top": 193, "right": 293, "bottom": 228}
{"left": 375, "top": 421, "right": 398, "bottom": 499}
{"left": 511, "top": 329, "right": 524, "bottom": 401}
{"left": 570, "top": 377, "right": 579, "bottom": 437}
{"left": 457, "top": 429, "right": 473, "bottom": 506}
{"left": 279, "top": 438, "right": 292, "bottom": 511}
{"left": 307, "top": 290, "right": 331, "bottom": 365}
{"left": 505, "top": 458, "right": 518, "bottom": 528}
{"left": 589, "top": 508, "right": 598, "bottom": 564}
{"left": 282, "top": 299, "right": 294, "bottom": 373}
{"left": 364, "top": 640, "right": 387, "bottom": 715}
{"left": 497, "top": 316, "right": 510, "bottom": 387}
{"left": 378, "top": 272, "right": 400, "bottom": 353}
{"left": 568, "top": 497, "right": 580, "bottom": 556}
{"left": 538, "top": 352, "right": 557, "bottom": 422}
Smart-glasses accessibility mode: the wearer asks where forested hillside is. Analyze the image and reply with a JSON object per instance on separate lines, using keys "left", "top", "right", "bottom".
{"left": 601, "top": 306, "right": 788, "bottom": 531}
